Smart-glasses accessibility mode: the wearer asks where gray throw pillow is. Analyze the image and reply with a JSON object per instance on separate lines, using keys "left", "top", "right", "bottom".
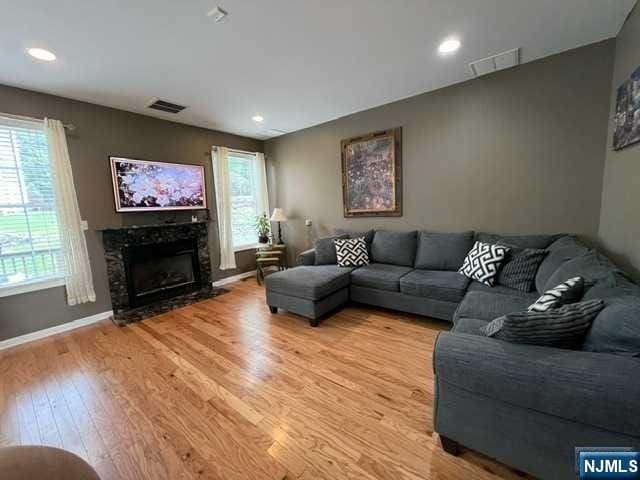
{"left": 497, "top": 245, "right": 547, "bottom": 292}
{"left": 414, "top": 231, "right": 474, "bottom": 270}
{"left": 314, "top": 234, "right": 348, "bottom": 265}
{"left": 481, "top": 299, "right": 605, "bottom": 348}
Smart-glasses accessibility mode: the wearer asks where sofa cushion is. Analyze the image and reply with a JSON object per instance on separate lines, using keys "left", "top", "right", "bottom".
{"left": 543, "top": 251, "right": 619, "bottom": 292}
{"left": 535, "top": 237, "right": 589, "bottom": 293}
{"left": 350, "top": 263, "right": 413, "bottom": 292}
{"left": 371, "top": 230, "right": 417, "bottom": 267}
{"left": 399, "top": 270, "right": 470, "bottom": 302}
{"left": 451, "top": 317, "right": 488, "bottom": 335}
{"left": 476, "top": 232, "right": 564, "bottom": 250}
{"left": 584, "top": 273, "right": 640, "bottom": 301}
{"left": 546, "top": 234, "right": 585, "bottom": 252}
{"left": 482, "top": 299, "right": 605, "bottom": 349}
{"left": 453, "top": 291, "right": 535, "bottom": 323}
{"left": 265, "top": 265, "right": 352, "bottom": 301}
{"left": 333, "top": 228, "right": 375, "bottom": 244}
{"left": 466, "top": 281, "right": 539, "bottom": 298}
{"left": 414, "top": 231, "right": 474, "bottom": 270}
{"left": 583, "top": 298, "right": 640, "bottom": 357}
{"left": 314, "top": 234, "right": 348, "bottom": 265}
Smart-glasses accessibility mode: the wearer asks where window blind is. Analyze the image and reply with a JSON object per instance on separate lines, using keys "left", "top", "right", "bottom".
{"left": 228, "top": 152, "right": 260, "bottom": 248}
{"left": 0, "top": 118, "right": 63, "bottom": 287}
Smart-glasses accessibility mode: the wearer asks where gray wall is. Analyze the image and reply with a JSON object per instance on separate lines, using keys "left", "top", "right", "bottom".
{"left": 0, "top": 85, "right": 263, "bottom": 341}
{"left": 266, "top": 40, "right": 615, "bottom": 262}
{"left": 598, "top": 5, "right": 640, "bottom": 278}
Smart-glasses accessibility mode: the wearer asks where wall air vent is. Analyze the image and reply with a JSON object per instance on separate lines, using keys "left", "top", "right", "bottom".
{"left": 469, "top": 48, "right": 520, "bottom": 78}
{"left": 147, "top": 99, "right": 187, "bottom": 114}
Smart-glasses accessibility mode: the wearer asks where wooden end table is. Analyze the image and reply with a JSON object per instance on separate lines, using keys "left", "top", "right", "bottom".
{"left": 256, "top": 244, "right": 287, "bottom": 285}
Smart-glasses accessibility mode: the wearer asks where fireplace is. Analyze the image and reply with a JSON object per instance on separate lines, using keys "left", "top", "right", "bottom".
{"left": 124, "top": 238, "right": 201, "bottom": 308}
{"left": 101, "top": 221, "right": 219, "bottom": 325}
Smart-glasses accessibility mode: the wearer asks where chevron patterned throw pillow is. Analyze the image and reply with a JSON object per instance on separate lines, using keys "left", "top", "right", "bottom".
{"left": 459, "top": 241, "right": 509, "bottom": 286}
{"left": 334, "top": 237, "right": 370, "bottom": 267}
{"left": 528, "top": 276, "right": 584, "bottom": 312}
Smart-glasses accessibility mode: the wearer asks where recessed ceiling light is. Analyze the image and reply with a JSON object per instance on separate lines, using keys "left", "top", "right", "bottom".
{"left": 27, "top": 47, "right": 56, "bottom": 62}
{"left": 252, "top": 115, "right": 264, "bottom": 123}
{"left": 438, "top": 38, "right": 461, "bottom": 55}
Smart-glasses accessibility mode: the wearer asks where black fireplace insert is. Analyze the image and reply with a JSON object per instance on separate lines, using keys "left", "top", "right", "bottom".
{"left": 123, "top": 238, "right": 201, "bottom": 308}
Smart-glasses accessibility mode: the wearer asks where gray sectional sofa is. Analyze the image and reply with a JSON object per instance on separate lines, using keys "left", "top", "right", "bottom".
{"left": 264, "top": 229, "right": 640, "bottom": 479}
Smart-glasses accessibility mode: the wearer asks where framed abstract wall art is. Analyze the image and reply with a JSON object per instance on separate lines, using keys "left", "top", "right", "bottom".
{"left": 341, "top": 127, "right": 402, "bottom": 217}
{"left": 110, "top": 157, "right": 207, "bottom": 212}
{"left": 613, "top": 65, "right": 640, "bottom": 151}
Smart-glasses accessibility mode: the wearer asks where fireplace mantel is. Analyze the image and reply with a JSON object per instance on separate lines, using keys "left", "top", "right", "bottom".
{"left": 98, "top": 220, "right": 209, "bottom": 232}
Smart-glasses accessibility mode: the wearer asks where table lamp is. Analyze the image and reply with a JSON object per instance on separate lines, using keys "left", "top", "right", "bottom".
{"left": 270, "top": 208, "right": 288, "bottom": 244}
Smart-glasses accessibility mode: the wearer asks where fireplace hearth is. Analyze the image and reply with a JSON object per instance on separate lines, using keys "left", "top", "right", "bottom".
{"left": 101, "top": 221, "right": 224, "bottom": 325}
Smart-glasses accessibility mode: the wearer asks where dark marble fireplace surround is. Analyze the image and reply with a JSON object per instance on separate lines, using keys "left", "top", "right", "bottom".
{"left": 101, "top": 221, "right": 223, "bottom": 325}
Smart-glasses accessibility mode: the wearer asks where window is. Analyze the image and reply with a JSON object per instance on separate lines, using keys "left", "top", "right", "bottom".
{"left": 0, "top": 118, "right": 63, "bottom": 290}
{"left": 228, "top": 151, "right": 266, "bottom": 249}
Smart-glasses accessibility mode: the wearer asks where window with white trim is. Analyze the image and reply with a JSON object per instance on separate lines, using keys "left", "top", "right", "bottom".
{"left": 228, "top": 151, "right": 265, "bottom": 249}
{"left": 0, "top": 118, "right": 63, "bottom": 288}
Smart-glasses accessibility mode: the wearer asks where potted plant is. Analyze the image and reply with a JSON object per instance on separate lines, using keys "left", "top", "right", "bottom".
{"left": 255, "top": 213, "right": 271, "bottom": 244}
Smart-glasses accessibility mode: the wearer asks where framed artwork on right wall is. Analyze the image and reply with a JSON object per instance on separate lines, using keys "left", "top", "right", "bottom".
{"left": 341, "top": 127, "right": 402, "bottom": 217}
{"left": 613, "top": 65, "right": 640, "bottom": 150}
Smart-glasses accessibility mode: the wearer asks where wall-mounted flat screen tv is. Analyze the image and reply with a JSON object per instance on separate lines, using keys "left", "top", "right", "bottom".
{"left": 110, "top": 156, "right": 207, "bottom": 212}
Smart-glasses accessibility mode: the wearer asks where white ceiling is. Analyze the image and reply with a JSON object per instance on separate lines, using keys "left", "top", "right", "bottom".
{"left": 0, "top": 0, "right": 635, "bottom": 140}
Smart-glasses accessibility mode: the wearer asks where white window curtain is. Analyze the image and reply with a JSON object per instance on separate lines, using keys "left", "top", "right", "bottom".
{"left": 254, "top": 152, "right": 270, "bottom": 218}
{"left": 212, "top": 146, "right": 236, "bottom": 270}
{"left": 44, "top": 118, "right": 96, "bottom": 305}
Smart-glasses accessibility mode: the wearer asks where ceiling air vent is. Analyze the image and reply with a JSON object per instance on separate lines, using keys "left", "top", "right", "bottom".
{"left": 267, "top": 128, "right": 288, "bottom": 136}
{"left": 147, "top": 98, "right": 187, "bottom": 114}
{"left": 469, "top": 48, "right": 520, "bottom": 78}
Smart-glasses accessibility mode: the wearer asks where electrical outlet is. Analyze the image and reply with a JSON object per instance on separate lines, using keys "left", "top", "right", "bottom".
{"left": 305, "top": 219, "right": 312, "bottom": 227}
{"left": 81, "top": 220, "right": 89, "bottom": 231}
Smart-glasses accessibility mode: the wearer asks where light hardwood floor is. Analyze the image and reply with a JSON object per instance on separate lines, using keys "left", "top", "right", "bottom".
{"left": 0, "top": 279, "right": 529, "bottom": 480}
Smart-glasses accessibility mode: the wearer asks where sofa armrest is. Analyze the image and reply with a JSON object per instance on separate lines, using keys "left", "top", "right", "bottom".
{"left": 434, "top": 332, "right": 640, "bottom": 437}
{"left": 297, "top": 248, "right": 316, "bottom": 266}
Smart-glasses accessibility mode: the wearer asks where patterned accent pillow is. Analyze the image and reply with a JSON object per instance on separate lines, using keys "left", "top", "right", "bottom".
{"left": 334, "top": 237, "right": 370, "bottom": 267}
{"left": 481, "top": 299, "right": 605, "bottom": 348}
{"left": 459, "top": 241, "right": 509, "bottom": 286}
{"left": 497, "top": 245, "right": 547, "bottom": 292}
{"left": 528, "top": 276, "right": 584, "bottom": 312}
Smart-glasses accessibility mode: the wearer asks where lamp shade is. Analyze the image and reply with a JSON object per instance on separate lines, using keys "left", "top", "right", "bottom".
{"left": 270, "top": 208, "right": 288, "bottom": 222}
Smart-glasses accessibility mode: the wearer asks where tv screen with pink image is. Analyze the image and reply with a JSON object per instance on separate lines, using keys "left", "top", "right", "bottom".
{"left": 110, "top": 157, "right": 207, "bottom": 212}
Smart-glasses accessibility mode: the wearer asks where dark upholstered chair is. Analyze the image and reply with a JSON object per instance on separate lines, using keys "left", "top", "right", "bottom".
{"left": 0, "top": 446, "right": 100, "bottom": 480}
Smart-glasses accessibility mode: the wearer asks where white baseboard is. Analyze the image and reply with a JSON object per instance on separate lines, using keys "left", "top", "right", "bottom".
{"left": 212, "top": 270, "right": 257, "bottom": 287}
{"left": 0, "top": 310, "right": 114, "bottom": 351}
